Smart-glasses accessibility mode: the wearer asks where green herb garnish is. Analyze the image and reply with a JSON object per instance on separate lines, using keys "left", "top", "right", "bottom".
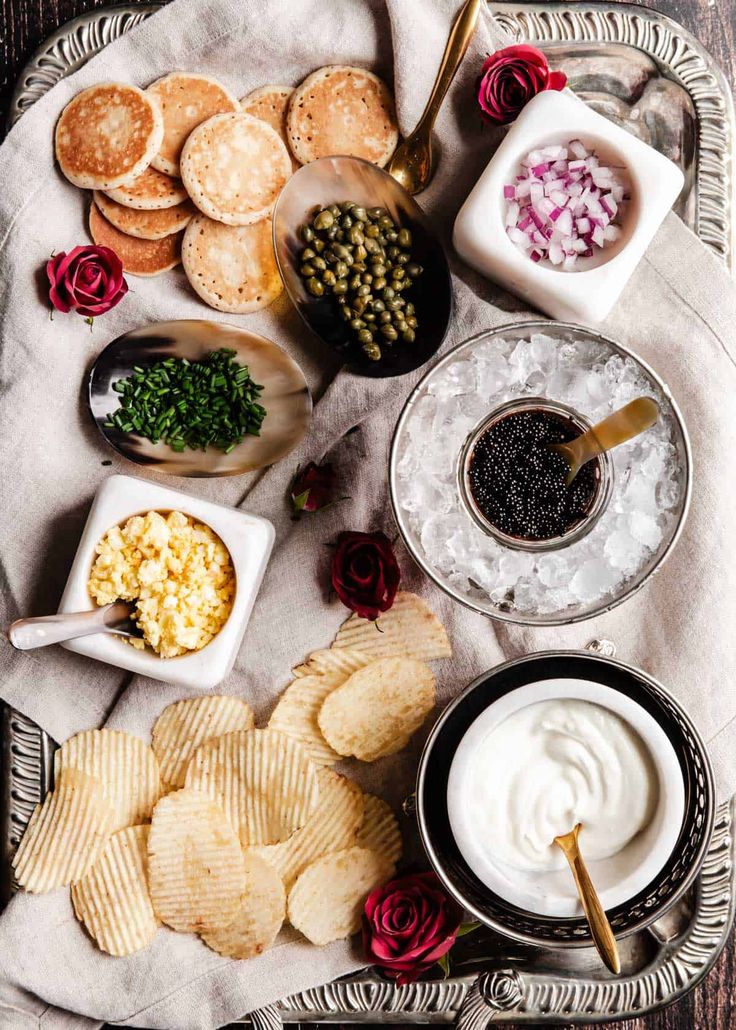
{"left": 105, "top": 348, "right": 266, "bottom": 454}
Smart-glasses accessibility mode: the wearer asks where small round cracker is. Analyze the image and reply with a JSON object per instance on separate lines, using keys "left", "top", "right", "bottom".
{"left": 201, "top": 851, "right": 285, "bottom": 959}
{"left": 333, "top": 591, "right": 452, "bottom": 662}
{"left": 147, "top": 788, "right": 245, "bottom": 933}
{"left": 146, "top": 72, "right": 240, "bottom": 176}
{"left": 89, "top": 202, "right": 182, "bottom": 276}
{"left": 152, "top": 695, "right": 255, "bottom": 789}
{"left": 241, "top": 84, "right": 299, "bottom": 173}
{"left": 249, "top": 769, "right": 364, "bottom": 889}
{"left": 93, "top": 191, "right": 196, "bottom": 239}
{"left": 287, "top": 65, "right": 398, "bottom": 167}
{"left": 268, "top": 673, "right": 343, "bottom": 766}
{"left": 54, "top": 728, "right": 161, "bottom": 832}
{"left": 13, "top": 768, "right": 115, "bottom": 893}
{"left": 180, "top": 112, "right": 291, "bottom": 225}
{"left": 182, "top": 214, "right": 282, "bottom": 313}
{"left": 72, "top": 825, "right": 159, "bottom": 957}
{"left": 104, "top": 166, "right": 189, "bottom": 209}
{"left": 287, "top": 846, "right": 395, "bottom": 946}
{"left": 355, "top": 795, "right": 403, "bottom": 865}
{"left": 55, "top": 83, "right": 163, "bottom": 190}
{"left": 184, "top": 728, "right": 319, "bottom": 846}
{"left": 318, "top": 657, "right": 436, "bottom": 762}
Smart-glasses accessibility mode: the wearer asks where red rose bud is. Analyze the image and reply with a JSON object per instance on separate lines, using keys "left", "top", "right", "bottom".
{"left": 477, "top": 44, "right": 567, "bottom": 126}
{"left": 331, "top": 530, "right": 400, "bottom": 621}
{"left": 47, "top": 245, "right": 128, "bottom": 318}
{"left": 363, "top": 872, "right": 464, "bottom": 985}
{"left": 291, "top": 461, "right": 336, "bottom": 514}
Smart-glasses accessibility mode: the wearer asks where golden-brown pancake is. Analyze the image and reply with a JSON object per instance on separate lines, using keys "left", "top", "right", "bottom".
{"left": 241, "top": 85, "right": 299, "bottom": 173}
{"left": 181, "top": 214, "right": 283, "bottom": 313}
{"left": 286, "top": 66, "right": 398, "bottom": 167}
{"left": 89, "top": 203, "right": 182, "bottom": 276}
{"left": 180, "top": 112, "right": 291, "bottom": 226}
{"left": 104, "top": 166, "right": 188, "bottom": 209}
{"left": 93, "top": 191, "right": 196, "bottom": 240}
{"left": 146, "top": 73, "right": 239, "bottom": 176}
{"left": 55, "top": 83, "right": 163, "bottom": 190}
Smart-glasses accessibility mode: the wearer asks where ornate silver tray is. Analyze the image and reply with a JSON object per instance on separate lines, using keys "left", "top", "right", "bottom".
{"left": 4, "top": 0, "right": 735, "bottom": 1024}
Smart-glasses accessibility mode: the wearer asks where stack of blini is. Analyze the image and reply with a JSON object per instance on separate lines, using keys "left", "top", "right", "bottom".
{"left": 54, "top": 68, "right": 399, "bottom": 314}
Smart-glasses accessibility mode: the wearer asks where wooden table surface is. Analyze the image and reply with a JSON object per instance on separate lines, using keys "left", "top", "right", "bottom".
{"left": 0, "top": 1, "right": 734, "bottom": 1028}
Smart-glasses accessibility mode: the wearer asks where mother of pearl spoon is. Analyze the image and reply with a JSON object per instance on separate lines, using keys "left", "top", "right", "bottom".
{"left": 554, "top": 823, "right": 621, "bottom": 974}
{"left": 550, "top": 396, "right": 659, "bottom": 486}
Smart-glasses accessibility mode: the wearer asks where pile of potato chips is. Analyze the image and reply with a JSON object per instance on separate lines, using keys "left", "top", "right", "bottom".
{"left": 13, "top": 592, "right": 450, "bottom": 960}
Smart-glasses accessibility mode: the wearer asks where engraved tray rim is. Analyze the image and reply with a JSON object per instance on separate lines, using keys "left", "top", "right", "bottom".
{"left": 4, "top": 0, "right": 735, "bottom": 1024}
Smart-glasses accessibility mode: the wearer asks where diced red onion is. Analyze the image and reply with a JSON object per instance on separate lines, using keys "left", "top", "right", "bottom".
{"left": 503, "top": 139, "right": 628, "bottom": 271}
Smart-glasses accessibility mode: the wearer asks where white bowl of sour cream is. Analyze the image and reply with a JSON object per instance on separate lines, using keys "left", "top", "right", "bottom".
{"left": 447, "top": 679, "right": 685, "bottom": 918}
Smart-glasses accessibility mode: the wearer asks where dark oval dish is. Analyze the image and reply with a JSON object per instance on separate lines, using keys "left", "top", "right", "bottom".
{"left": 417, "top": 650, "right": 715, "bottom": 948}
{"left": 272, "top": 155, "right": 453, "bottom": 378}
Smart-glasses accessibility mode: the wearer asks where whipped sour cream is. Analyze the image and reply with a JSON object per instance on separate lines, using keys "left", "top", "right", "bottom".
{"left": 467, "top": 699, "right": 657, "bottom": 874}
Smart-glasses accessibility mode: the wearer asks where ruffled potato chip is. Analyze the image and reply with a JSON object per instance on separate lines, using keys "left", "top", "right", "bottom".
{"left": 355, "top": 794, "right": 403, "bottom": 865}
{"left": 201, "top": 851, "right": 285, "bottom": 959}
{"left": 152, "top": 695, "right": 255, "bottom": 789}
{"left": 333, "top": 592, "right": 451, "bottom": 662}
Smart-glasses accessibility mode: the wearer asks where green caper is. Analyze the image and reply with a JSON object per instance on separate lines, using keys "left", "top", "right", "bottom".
{"left": 329, "top": 204, "right": 341, "bottom": 217}
{"left": 323, "top": 269, "right": 337, "bottom": 286}
{"left": 405, "top": 302, "right": 415, "bottom": 315}
{"left": 362, "top": 273, "right": 373, "bottom": 285}
{"left": 313, "top": 210, "right": 334, "bottom": 230}
{"left": 381, "top": 325, "right": 398, "bottom": 341}
{"left": 387, "top": 245, "right": 400, "bottom": 260}
{"left": 365, "top": 223, "right": 380, "bottom": 238}
{"left": 363, "top": 312, "right": 376, "bottom": 322}
{"left": 340, "top": 200, "right": 354, "bottom": 214}
{"left": 301, "top": 247, "right": 316, "bottom": 261}
{"left": 300, "top": 225, "right": 315, "bottom": 243}
{"left": 352, "top": 206, "right": 367, "bottom": 222}
{"left": 406, "top": 315, "right": 418, "bottom": 329}
{"left": 357, "top": 329, "right": 373, "bottom": 345}
{"left": 326, "top": 226, "right": 338, "bottom": 240}
{"left": 356, "top": 284, "right": 371, "bottom": 297}
{"left": 352, "top": 261, "right": 366, "bottom": 272}
{"left": 349, "top": 274, "right": 362, "bottom": 290}
{"left": 348, "top": 227, "right": 365, "bottom": 245}
{"left": 331, "top": 243, "right": 351, "bottom": 261}
{"left": 364, "top": 342, "right": 382, "bottom": 361}
{"left": 364, "top": 238, "right": 381, "bottom": 256}
{"left": 352, "top": 296, "right": 368, "bottom": 315}
{"left": 385, "top": 230, "right": 398, "bottom": 243}
{"left": 386, "top": 298, "right": 402, "bottom": 311}
{"left": 407, "top": 262, "right": 423, "bottom": 278}
{"left": 396, "top": 252, "right": 410, "bottom": 265}
{"left": 392, "top": 267, "right": 405, "bottom": 280}
{"left": 372, "top": 299, "right": 386, "bottom": 313}
{"left": 340, "top": 304, "right": 352, "bottom": 320}
{"left": 306, "top": 277, "right": 324, "bottom": 297}
{"left": 379, "top": 311, "right": 392, "bottom": 324}
{"left": 313, "top": 238, "right": 325, "bottom": 253}
{"left": 341, "top": 214, "right": 354, "bottom": 229}
{"left": 333, "top": 279, "right": 348, "bottom": 296}
{"left": 310, "top": 256, "right": 326, "bottom": 272}
{"left": 350, "top": 318, "right": 366, "bottom": 331}
{"left": 382, "top": 287, "right": 395, "bottom": 301}
{"left": 300, "top": 263, "right": 316, "bottom": 277}
{"left": 373, "top": 276, "right": 387, "bottom": 291}
{"left": 378, "top": 215, "right": 394, "bottom": 231}
{"left": 334, "top": 261, "right": 349, "bottom": 278}
{"left": 398, "top": 228, "right": 413, "bottom": 248}
{"left": 354, "top": 245, "right": 367, "bottom": 262}
{"left": 371, "top": 262, "right": 387, "bottom": 277}
{"left": 368, "top": 206, "right": 385, "bottom": 220}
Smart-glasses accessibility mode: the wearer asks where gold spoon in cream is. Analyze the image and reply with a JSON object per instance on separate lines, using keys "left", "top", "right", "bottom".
{"left": 550, "top": 396, "right": 659, "bottom": 486}
{"left": 388, "top": 0, "right": 482, "bottom": 195}
{"left": 554, "top": 823, "right": 621, "bottom": 974}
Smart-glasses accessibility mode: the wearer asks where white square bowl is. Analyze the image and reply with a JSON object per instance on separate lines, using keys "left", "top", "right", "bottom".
{"left": 59, "top": 475, "right": 274, "bottom": 689}
{"left": 453, "top": 89, "right": 684, "bottom": 324}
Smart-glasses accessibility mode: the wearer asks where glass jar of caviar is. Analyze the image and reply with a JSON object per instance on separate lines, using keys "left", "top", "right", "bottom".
{"left": 459, "top": 397, "right": 613, "bottom": 552}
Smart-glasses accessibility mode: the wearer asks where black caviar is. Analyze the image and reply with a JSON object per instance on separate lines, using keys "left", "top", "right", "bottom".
{"left": 467, "top": 409, "right": 600, "bottom": 541}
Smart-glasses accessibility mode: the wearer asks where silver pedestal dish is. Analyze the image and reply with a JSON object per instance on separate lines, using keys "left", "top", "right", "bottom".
{"left": 5, "top": 0, "right": 735, "bottom": 1025}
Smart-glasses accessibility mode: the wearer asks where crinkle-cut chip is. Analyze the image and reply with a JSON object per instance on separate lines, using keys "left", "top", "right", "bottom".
{"left": 268, "top": 674, "right": 343, "bottom": 766}
{"left": 287, "top": 846, "right": 395, "bottom": 945}
{"left": 54, "top": 728, "right": 161, "bottom": 831}
{"left": 152, "top": 695, "right": 255, "bottom": 789}
{"left": 201, "top": 851, "right": 285, "bottom": 959}
{"left": 249, "top": 769, "right": 364, "bottom": 889}
{"left": 71, "top": 825, "right": 158, "bottom": 956}
{"left": 355, "top": 795, "right": 403, "bottom": 865}
{"left": 147, "top": 788, "right": 245, "bottom": 933}
{"left": 185, "top": 729, "right": 319, "bottom": 845}
{"left": 13, "top": 769, "right": 115, "bottom": 893}
{"left": 318, "top": 657, "right": 436, "bottom": 762}
{"left": 333, "top": 592, "right": 451, "bottom": 662}
{"left": 292, "top": 648, "right": 371, "bottom": 679}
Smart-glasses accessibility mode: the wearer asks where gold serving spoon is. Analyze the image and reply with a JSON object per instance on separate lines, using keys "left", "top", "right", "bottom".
{"left": 388, "top": 0, "right": 482, "bottom": 195}
{"left": 550, "top": 397, "right": 659, "bottom": 486}
{"left": 554, "top": 824, "right": 621, "bottom": 975}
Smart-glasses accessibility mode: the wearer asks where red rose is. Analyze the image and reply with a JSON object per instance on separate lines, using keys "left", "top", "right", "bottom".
{"left": 291, "top": 461, "right": 336, "bottom": 514}
{"left": 331, "top": 531, "right": 400, "bottom": 621}
{"left": 46, "top": 245, "right": 128, "bottom": 318}
{"left": 363, "top": 872, "right": 464, "bottom": 985}
{"left": 477, "top": 44, "right": 567, "bottom": 125}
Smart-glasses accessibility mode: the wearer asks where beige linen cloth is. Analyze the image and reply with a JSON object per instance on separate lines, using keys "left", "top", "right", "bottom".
{"left": 1, "top": 0, "right": 735, "bottom": 1026}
